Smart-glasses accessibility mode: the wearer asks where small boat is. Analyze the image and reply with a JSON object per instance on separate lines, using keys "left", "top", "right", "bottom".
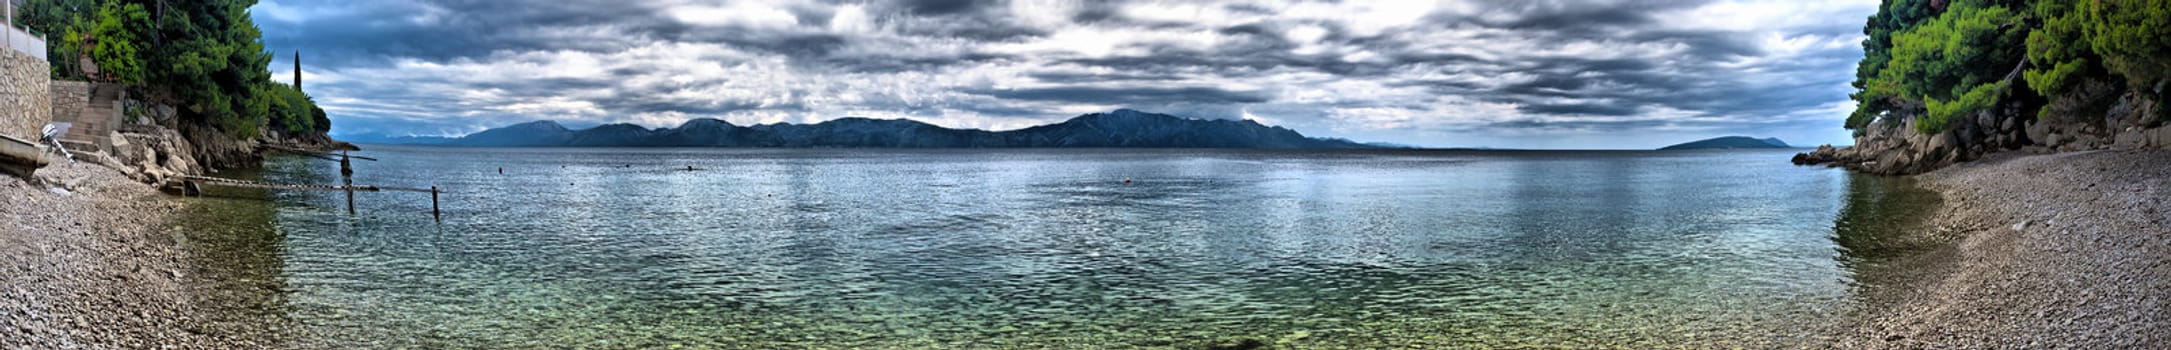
{"left": 0, "top": 134, "right": 50, "bottom": 178}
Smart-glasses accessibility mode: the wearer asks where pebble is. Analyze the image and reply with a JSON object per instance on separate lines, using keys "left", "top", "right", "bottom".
{"left": 1836, "top": 150, "right": 2171, "bottom": 348}
{"left": 2, "top": 164, "right": 277, "bottom": 349}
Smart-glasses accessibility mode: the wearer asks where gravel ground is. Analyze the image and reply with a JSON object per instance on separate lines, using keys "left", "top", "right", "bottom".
{"left": 1836, "top": 149, "right": 2171, "bottom": 348}
{"left": 0, "top": 164, "right": 276, "bottom": 349}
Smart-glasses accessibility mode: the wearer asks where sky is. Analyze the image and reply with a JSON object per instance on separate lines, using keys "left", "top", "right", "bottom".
{"left": 253, "top": 0, "right": 1881, "bottom": 149}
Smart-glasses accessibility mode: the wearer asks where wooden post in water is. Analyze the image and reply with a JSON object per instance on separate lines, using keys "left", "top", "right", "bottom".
{"left": 430, "top": 186, "right": 440, "bottom": 220}
{"left": 338, "top": 151, "right": 354, "bottom": 178}
{"left": 341, "top": 151, "right": 355, "bottom": 215}
{"left": 344, "top": 186, "right": 355, "bottom": 214}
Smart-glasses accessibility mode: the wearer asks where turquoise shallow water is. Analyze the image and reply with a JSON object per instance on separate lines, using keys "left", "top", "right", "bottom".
{"left": 183, "top": 147, "right": 1935, "bottom": 348}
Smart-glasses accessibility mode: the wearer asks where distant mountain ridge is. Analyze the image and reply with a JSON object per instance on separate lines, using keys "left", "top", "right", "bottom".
{"left": 420, "top": 109, "right": 1375, "bottom": 149}
{"left": 1658, "top": 136, "right": 1792, "bottom": 150}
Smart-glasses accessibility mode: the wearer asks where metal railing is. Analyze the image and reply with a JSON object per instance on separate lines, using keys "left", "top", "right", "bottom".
{"left": 4, "top": 27, "right": 42, "bottom": 61}
{"left": 6, "top": 1, "right": 46, "bottom": 61}
{"left": 6, "top": 0, "right": 46, "bottom": 60}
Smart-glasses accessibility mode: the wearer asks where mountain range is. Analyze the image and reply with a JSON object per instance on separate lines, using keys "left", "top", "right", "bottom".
{"left": 372, "top": 109, "right": 1376, "bottom": 149}
{"left": 1657, "top": 136, "right": 1792, "bottom": 150}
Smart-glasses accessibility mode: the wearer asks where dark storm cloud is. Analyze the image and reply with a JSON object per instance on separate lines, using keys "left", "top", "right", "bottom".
{"left": 258, "top": 0, "right": 685, "bottom": 67}
{"left": 264, "top": 0, "right": 1877, "bottom": 148}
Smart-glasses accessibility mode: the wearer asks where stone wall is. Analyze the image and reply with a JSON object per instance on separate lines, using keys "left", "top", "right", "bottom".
{"left": 0, "top": 50, "right": 49, "bottom": 140}
{"left": 49, "top": 80, "right": 87, "bottom": 127}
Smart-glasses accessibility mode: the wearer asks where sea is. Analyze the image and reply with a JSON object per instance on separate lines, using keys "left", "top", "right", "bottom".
{"left": 174, "top": 146, "right": 1941, "bottom": 348}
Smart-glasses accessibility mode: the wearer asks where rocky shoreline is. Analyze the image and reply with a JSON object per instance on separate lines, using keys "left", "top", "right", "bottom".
{"left": 1795, "top": 89, "right": 2169, "bottom": 175}
{"left": 2, "top": 124, "right": 332, "bottom": 349}
{"left": 1834, "top": 149, "right": 2171, "bottom": 348}
{"left": 1, "top": 163, "right": 227, "bottom": 348}
{"left": 4, "top": 125, "right": 2165, "bottom": 348}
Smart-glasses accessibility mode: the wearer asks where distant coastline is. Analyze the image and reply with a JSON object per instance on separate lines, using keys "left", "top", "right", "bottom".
{"left": 352, "top": 109, "right": 1377, "bottom": 149}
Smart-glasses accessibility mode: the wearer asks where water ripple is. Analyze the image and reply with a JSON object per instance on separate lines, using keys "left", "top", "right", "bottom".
{"left": 211, "top": 148, "right": 1882, "bottom": 348}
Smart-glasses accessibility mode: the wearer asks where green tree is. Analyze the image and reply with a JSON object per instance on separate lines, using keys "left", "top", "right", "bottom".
{"left": 1922, "top": 81, "right": 2009, "bottom": 132}
{"left": 2079, "top": 0, "right": 2171, "bottom": 91}
{"left": 2022, "top": 1, "right": 2094, "bottom": 97}
{"left": 1849, "top": 0, "right": 2028, "bottom": 133}
{"left": 17, "top": 0, "right": 329, "bottom": 138}
{"left": 310, "top": 104, "right": 331, "bottom": 133}
{"left": 15, "top": 0, "right": 94, "bottom": 78}
{"left": 86, "top": 1, "right": 150, "bottom": 85}
{"left": 261, "top": 82, "right": 321, "bottom": 134}
{"left": 1847, "top": 0, "right": 1941, "bottom": 130}
{"left": 147, "top": 0, "right": 279, "bottom": 137}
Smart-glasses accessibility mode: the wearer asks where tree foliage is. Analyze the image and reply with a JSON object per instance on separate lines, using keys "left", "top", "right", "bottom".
{"left": 15, "top": 0, "right": 329, "bottom": 137}
{"left": 1850, "top": 0, "right": 2027, "bottom": 132}
{"left": 151, "top": 0, "right": 283, "bottom": 137}
{"left": 2077, "top": 0, "right": 2171, "bottom": 91}
{"left": 1852, "top": 0, "right": 2171, "bottom": 132}
{"left": 14, "top": 0, "right": 92, "bottom": 78}
{"left": 86, "top": 1, "right": 150, "bottom": 85}
{"left": 2022, "top": 1, "right": 2095, "bottom": 99}
{"left": 1923, "top": 81, "right": 2009, "bottom": 133}
{"left": 1847, "top": 0, "right": 1937, "bottom": 130}
{"left": 263, "top": 82, "right": 327, "bottom": 134}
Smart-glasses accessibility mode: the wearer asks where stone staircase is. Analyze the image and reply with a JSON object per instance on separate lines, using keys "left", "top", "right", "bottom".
{"left": 59, "top": 83, "right": 117, "bottom": 153}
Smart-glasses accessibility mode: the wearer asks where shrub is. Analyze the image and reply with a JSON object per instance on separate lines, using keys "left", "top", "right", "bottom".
{"left": 1921, "top": 81, "right": 2008, "bottom": 133}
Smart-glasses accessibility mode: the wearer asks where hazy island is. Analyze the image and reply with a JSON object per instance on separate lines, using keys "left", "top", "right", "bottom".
{"left": 1656, "top": 136, "right": 1791, "bottom": 150}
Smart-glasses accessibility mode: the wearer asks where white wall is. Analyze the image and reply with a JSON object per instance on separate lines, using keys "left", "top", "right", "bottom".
{"left": 5, "top": 1, "right": 44, "bottom": 61}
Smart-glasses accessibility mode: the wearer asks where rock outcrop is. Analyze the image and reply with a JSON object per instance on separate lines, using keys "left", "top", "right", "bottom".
{"left": 1797, "top": 90, "right": 2168, "bottom": 175}
{"left": 103, "top": 125, "right": 201, "bottom": 184}
{"left": 177, "top": 123, "right": 261, "bottom": 172}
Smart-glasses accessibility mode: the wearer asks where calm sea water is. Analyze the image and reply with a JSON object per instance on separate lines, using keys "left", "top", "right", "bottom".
{"left": 179, "top": 147, "right": 1938, "bottom": 348}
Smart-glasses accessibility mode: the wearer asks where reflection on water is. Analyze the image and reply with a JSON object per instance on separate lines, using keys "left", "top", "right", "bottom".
{"left": 1831, "top": 176, "right": 1945, "bottom": 262}
{"left": 168, "top": 168, "right": 294, "bottom": 347}
{"left": 173, "top": 148, "right": 1940, "bottom": 348}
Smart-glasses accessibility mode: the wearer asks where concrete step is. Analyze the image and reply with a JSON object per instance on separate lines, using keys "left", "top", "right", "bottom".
{"left": 57, "top": 140, "right": 98, "bottom": 153}
{"left": 58, "top": 134, "right": 100, "bottom": 145}
{"left": 61, "top": 128, "right": 105, "bottom": 139}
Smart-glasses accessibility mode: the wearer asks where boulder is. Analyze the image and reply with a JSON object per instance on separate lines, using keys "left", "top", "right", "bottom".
{"left": 1928, "top": 131, "right": 1956, "bottom": 158}
{"left": 2026, "top": 120, "right": 2049, "bottom": 144}
{"left": 102, "top": 127, "right": 202, "bottom": 183}
{"left": 1878, "top": 150, "right": 1905, "bottom": 173}
{"left": 107, "top": 131, "right": 137, "bottom": 164}
{"left": 2154, "top": 126, "right": 2171, "bottom": 148}
{"left": 1793, "top": 145, "right": 1845, "bottom": 165}
{"left": 2115, "top": 129, "right": 2146, "bottom": 148}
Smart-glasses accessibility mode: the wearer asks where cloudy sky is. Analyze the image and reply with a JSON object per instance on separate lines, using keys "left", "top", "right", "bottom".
{"left": 254, "top": 0, "right": 1879, "bottom": 149}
